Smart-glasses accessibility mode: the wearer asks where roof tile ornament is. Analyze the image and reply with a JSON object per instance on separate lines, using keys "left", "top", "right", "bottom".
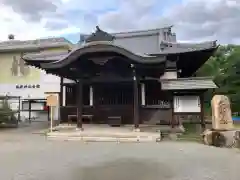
{"left": 160, "top": 41, "right": 168, "bottom": 51}
{"left": 85, "top": 26, "right": 115, "bottom": 43}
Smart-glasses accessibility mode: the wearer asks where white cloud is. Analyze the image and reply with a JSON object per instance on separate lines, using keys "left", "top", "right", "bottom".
{"left": 98, "top": 0, "right": 240, "bottom": 44}
{"left": 0, "top": 0, "right": 239, "bottom": 44}
{"left": 0, "top": 3, "right": 79, "bottom": 40}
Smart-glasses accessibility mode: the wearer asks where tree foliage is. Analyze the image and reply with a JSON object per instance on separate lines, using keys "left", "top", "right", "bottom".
{"left": 0, "top": 97, "right": 18, "bottom": 125}
{"left": 197, "top": 45, "right": 240, "bottom": 112}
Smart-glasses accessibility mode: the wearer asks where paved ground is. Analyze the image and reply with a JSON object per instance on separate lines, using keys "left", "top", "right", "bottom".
{"left": 0, "top": 122, "right": 240, "bottom": 180}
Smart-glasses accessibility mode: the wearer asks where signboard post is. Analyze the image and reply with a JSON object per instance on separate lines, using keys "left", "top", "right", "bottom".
{"left": 46, "top": 94, "right": 58, "bottom": 132}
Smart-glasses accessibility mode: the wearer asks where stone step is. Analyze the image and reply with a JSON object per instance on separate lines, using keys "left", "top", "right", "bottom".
{"left": 47, "top": 135, "right": 161, "bottom": 143}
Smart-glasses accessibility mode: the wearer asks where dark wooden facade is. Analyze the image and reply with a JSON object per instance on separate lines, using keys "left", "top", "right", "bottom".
{"left": 60, "top": 81, "right": 174, "bottom": 126}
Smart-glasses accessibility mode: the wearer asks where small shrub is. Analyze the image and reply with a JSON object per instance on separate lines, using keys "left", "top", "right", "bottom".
{"left": 0, "top": 98, "right": 16, "bottom": 123}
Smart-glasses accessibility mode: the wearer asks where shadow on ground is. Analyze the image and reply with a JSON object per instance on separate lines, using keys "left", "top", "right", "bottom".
{"left": 71, "top": 158, "right": 175, "bottom": 180}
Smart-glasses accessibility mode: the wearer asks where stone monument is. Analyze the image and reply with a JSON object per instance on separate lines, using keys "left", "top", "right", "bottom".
{"left": 203, "top": 95, "right": 240, "bottom": 147}
{"left": 211, "top": 95, "right": 233, "bottom": 130}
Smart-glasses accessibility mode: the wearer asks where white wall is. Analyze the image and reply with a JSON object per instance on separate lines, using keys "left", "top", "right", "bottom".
{"left": 0, "top": 83, "right": 60, "bottom": 99}
{"left": 174, "top": 96, "right": 201, "bottom": 113}
{"left": 0, "top": 70, "right": 61, "bottom": 98}
{"left": 114, "top": 34, "right": 160, "bottom": 54}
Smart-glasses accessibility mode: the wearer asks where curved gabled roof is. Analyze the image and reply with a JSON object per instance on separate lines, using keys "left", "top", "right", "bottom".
{"left": 23, "top": 41, "right": 166, "bottom": 69}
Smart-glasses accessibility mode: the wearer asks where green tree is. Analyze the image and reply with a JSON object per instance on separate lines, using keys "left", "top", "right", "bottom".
{"left": 197, "top": 45, "right": 240, "bottom": 113}
{"left": 218, "top": 46, "right": 240, "bottom": 112}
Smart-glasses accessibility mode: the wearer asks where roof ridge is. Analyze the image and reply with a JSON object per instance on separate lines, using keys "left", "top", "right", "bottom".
{"left": 79, "top": 26, "right": 174, "bottom": 41}
{"left": 161, "top": 40, "right": 217, "bottom": 47}
{"left": 111, "top": 25, "right": 174, "bottom": 35}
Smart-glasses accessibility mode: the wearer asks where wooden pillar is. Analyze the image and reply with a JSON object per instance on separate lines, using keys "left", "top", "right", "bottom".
{"left": 28, "top": 100, "right": 32, "bottom": 124}
{"left": 77, "top": 79, "right": 83, "bottom": 129}
{"left": 171, "top": 93, "right": 175, "bottom": 128}
{"left": 133, "top": 67, "right": 140, "bottom": 129}
{"left": 200, "top": 93, "right": 206, "bottom": 130}
{"left": 59, "top": 77, "right": 63, "bottom": 106}
{"left": 58, "top": 77, "right": 63, "bottom": 123}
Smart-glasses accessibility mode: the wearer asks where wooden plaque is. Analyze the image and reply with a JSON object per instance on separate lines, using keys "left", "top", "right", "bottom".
{"left": 47, "top": 94, "right": 58, "bottom": 106}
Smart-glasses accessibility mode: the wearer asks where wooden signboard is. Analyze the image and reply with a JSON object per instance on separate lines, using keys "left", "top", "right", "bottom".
{"left": 46, "top": 94, "right": 58, "bottom": 132}
{"left": 47, "top": 94, "right": 58, "bottom": 107}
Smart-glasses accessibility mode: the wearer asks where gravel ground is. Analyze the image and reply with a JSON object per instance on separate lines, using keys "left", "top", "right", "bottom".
{"left": 0, "top": 122, "right": 240, "bottom": 180}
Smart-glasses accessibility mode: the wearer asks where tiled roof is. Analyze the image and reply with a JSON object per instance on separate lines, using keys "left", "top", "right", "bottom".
{"left": 0, "top": 37, "right": 73, "bottom": 52}
{"left": 161, "top": 77, "right": 217, "bottom": 90}
{"left": 22, "top": 40, "right": 217, "bottom": 63}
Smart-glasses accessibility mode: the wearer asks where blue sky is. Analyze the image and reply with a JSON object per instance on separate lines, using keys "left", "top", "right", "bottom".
{"left": 0, "top": 0, "right": 239, "bottom": 44}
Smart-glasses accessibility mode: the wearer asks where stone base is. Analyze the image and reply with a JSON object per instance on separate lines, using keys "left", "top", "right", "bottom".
{"left": 76, "top": 127, "right": 84, "bottom": 131}
{"left": 133, "top": 128, "right": 141, "bottom": 132}
{"left": 49, "top": 120, "right": 60, "bottom": 127}
{"left": 168, "top": 133, "right": 178, "bottom": 141}
{"left": 202, "top": 129, "right": 240, "bottom": 148}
